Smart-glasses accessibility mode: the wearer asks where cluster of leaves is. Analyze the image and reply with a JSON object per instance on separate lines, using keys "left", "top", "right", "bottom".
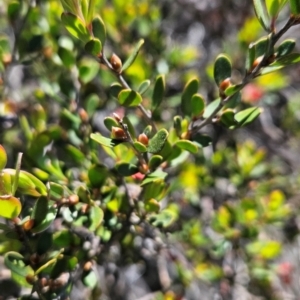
{"left": 0, "top": 0, "right": 300, "bottom": 299}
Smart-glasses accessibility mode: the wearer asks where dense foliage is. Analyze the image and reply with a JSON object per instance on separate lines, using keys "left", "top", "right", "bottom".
{"left": 1, "top": 0, "right": 300, "bottom": 299}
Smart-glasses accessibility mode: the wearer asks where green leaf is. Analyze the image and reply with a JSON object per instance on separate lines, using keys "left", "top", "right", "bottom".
{"left": 31, "top": 206, "right": 57, "bottom": 234}
{"left": 138, "top": 79, "right": 151, "bottom": 94}
{"left": 181, "top": 78, "right": 199, "bottom": 115}
{"left": 78, "top": 57, "right": 99, "bottom": 83}
{"left": 49, "top": 182, "right": 64, "bottom": 200}
{"left": 91, "top": 133, "right": 123, "bottom": 147}
{"left": 89, "top": 205, "right": 103, "bottom": 231}
{"left": 58, "top": 47, "right": 76, "bottom": 68}
{"left": 8, "top": 1, "right": 21, "bottom": 20}
{"left": 261, "top": 53, "right": 300, "bottom": 74}
{"left": 83, "top": 270, "right": 98, "bottom": 288}
{"left": 92, "top": 16, "right": 106, "bottom": 45}
{"left": 147, "top": 129, "right": 169, "bottom": 154}
{"left": 150, "top": 205, "right": 179, "bottom": 228}
{"left": 115, "top": 162, "right": 139, "bottom": 176}
{"left": 3, "top": 169, "right": 47, "bottom": 197}
{"left": 110, "top": 83, "right": 123, "bottom": 98}
{"left": 0, "top": 196, "right": 21, "bottom": 219}
{"left": 148, "top": 155, "right": 163, "bottom": 170}
{"left": 141, "top": 169, "right": 168, "bottom": 186}
{"left": 121, "top": 39, "right": 144, "bottom": 72}
{"left": 4, "top": 252, "right": 34, "bottom": 287}
{"left": 104, "top": 117, "right": 119, "bottom": 131}
{"left": 246, "top": 43, "right": 256, "bottom": 71}
{"left": 235, "top": 107, "right": 262, "bottom": 127}
{"left": 213, "top": 54, "right": 232, "bottom": 86}
{"left": 173, "top": 115, "right": 182, "bottom": 137}
{"left": 266, "top": 0, "right": 288, "bottom": 17}
{"left": 61, "top": 12, "right": 91, "bottom": 42}
{"left": 31, "top": 196, "right": 48, "bottom": 227}
{"left": 191, "top": 94, "right": 205, "bottom": 118}
{"left": 152, "top": 75, "right": 165, "bottom": 111}
{"left": 123, "top": 116, "right": 136, "bottom": 138}
{"left": 133, "top": 141, "right": 147, "bottom": 152}
{"left": 143, "top": 179, "right": 166, "bottom": 200}
{"left": 253, "top": 0, "right": 270, "bottom": 31}
{"left": 174, "top": 140, "right": 198, "bottom": 154}
{"left": 203, "top": 98, "right": 221, "bottom": 119}
{"left": 277, "top": 39, "right": 296, "bottom": 57}
{"left": 84, "top": 38, "right": 102, "bottom": 56}
{"left": 118, "top": 89, "right": 143, "bottom": 107}
{"left": 220, "top": 110, "right": 236, "bottom": 128}
{"left": 88, "top": 165, "right": 108, "bottom": 187}
{"left": 224, "top": 84, "right": 243, "bottom": 97}
{"left": 0, "top": 145, "right": 7, "bottom": 170}
{"left": 192, "top": 134, "right": 212, "bottom": 148}
{"left": 290, "top": 0, "right": 300, "bottom": 14}
{"left": 254, "top": 36, "right": 270, "bottom": 58}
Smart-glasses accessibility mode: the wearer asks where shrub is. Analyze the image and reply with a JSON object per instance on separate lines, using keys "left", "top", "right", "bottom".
{"left": 0, "top": 0, "right": 300, "bottom": 299}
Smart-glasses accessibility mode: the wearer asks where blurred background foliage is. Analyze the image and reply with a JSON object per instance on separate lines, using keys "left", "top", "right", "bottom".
{"left": 1, "top": 0, "right": 300, "bottom": 299}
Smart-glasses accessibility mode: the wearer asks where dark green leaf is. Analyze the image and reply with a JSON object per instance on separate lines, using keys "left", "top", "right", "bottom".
{"left": 181, "top": 78, "right": 199, "bottom": 115}
{"left": 4, "top": 252, "right": 34, "bottom": 287}
{"left": 213, "top": 54, "right": 232, "bottom": 86}
{"left": 148, "top": 155, "right": 163, "bottom": 170}
{"left": 253, "top": 0, "right": 270, "bottom": 31}
{"left": 152, "top": 75, "right": 165, "bottom": 111}
{"left": 92, "top": 16, "right": 106, "bottom": 45}
{"left": 36, "top": 232, "right": 53, "bottom": 255}
{"left": 191, "top": 94, "right": 205, "bottom": 118}
{"left": 290, "top": 0, "right": 300, "bottom": 14}
{"left": 235, "top": 107, "right": 262, "bottom": 127}
{"left": 118, "top": 89, "right": 143, "bottom": 107}
{"left": 220, "top": 110, "right": 236, "bottom": 128}
{"left": 138, "top": 79, "right": 151, "bottom": 94}
{"left": 61, "top": 12, "right": 91, "bottom": 42}
{"left": 89, "top": 205, "right": 103, "bottom": 231}
{"left": 110, "top": 83, "right": 123, "bottom": 98}
{"left": 246, "top": 43, "right": 256, "bottom": 71}
{"left": 192, "top": 134, "right": 212, "bottom": 148}
{"left": 173, "top": 115, "right": 182, "bottom": 137}
{"left": 49, "top": 182, "right": 64, "bottom": 200}
{"left": 254, "top": 36, "right": 270, "bottom": 58}
{"left": 261, "top": 53, "right": 300, "bottom": 74}
{"left": 58, "top": 47, "right": 76, "bottom": 68}
{"left": 115, "top": 162, "right": 139, "bottom": 176}
{"left": 174, "top": 140, "right": 198, "bottom": 154}
{"left": 88, "top": 165, "right": 108, "bottom": 187}
{"left": 84, "top": 38, "right": 102, "bottom": 56}
{"left": 141, "top": 169, "right": 168, "bottom": 186}
{"left": 277, "top": 39, "right": 296, "bottom": 57}
{"left": 147, "top": 129, "right": 169, "bottom": 154}
{"left": 121, "top": 39, "right": 144, "bottom": 72}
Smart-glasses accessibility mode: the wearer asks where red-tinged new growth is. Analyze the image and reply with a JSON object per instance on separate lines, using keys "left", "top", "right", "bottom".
{"left": 22, "top": 219, "right": 35, "bottom": 231}
{"left": 219, "top": 78, "right": 231, "bottom": 91}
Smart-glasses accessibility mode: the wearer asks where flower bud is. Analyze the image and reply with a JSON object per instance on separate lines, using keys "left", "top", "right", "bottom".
{"left": 139, "top": 163, "right": 149, "bottom": 174}
{"left": 23, "top": 219, "right": 35, "bottom": 231}
{"left": 110, "top": 53, "right": 122, "bottom": 72}
{"left": 83, "top": 261, "right": 93, "bottom": 272}
{"left": 138, "top": 133, "right": 149, "bottom": 146}
{"left": 68, "top": 194, "right": 79, "bottom": 205}
{"left": 219, "top": 78, "right": 231, "bottom": 91}
{"left": 180, "top": 131, "right": 191, "bottom": 140}
{"left": 111, "top": 126, "right": 127, "bottom": 140}
{"left": 25, "top": 274, "right": 36, "bottom": 285}
{"left": 78, "top": 108, "right": 89, "bottom": 123}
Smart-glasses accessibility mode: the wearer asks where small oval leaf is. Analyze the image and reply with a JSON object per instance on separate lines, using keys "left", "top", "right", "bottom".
{"left": 121, "top": 39, "right": 144, "bottom": 72}
{"left": 92, "top": 16, "right": 106, "bottom": 45}
{"left": 214, "top": 54, "right": 232, "bottom": 86}
{"left": 152, "top": 75, "right": 165, "bottom": 111}
{"left": 175, "top": 140, "right": 198, "bottom": 154}
{"left": 0, "top": 196, "right": 21, "bottom": 219}
{"left": 85, "top": 38, "right": 102, "bottom": 56}
{"left": 181, "top": 78, "right": 199, "bottom": 115}
{"left": 116, "top": 162, "right": 139, "bottom": 176}
{"left": 147, "top": 129, "right": 169, "bottom": 154}
{"left": 118, "top": 89, "right": 143, "bottom": 107}
{"left": 191, "top": 94, "right": 205, "bottom": 118}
